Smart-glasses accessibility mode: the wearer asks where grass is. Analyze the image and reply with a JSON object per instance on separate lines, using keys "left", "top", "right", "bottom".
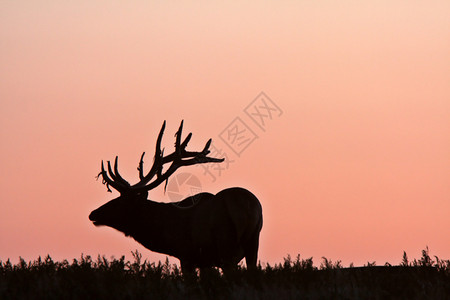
{"left": 1, "top": 248, "right": 449, "bottom": 299}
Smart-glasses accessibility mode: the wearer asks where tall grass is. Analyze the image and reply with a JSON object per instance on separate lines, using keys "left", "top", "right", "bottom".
{"left": 1, "top": 248, "right": 449, "bottom": 299}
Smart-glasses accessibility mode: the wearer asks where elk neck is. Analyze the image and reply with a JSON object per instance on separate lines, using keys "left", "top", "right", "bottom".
{"left": 118, "top": 199, "right": 187, "bottom": 258}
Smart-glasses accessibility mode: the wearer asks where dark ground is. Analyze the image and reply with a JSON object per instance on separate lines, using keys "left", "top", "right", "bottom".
{"left": 1, "top": 250, "right": 449, "bottom": 299}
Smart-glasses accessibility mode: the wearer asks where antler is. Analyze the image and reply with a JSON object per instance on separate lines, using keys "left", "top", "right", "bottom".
{"left": 97, "top": 156, "right": 131, "bottom": 193}
{"left": 98, "top": 120, "right": 224, "bottom": 194}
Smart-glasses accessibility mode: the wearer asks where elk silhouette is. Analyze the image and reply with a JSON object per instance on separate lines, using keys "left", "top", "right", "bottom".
{"left": 89, "top": 121, "right": 263, "bottom": 274}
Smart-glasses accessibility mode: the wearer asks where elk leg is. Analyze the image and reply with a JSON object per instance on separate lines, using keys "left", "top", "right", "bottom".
{"left": 244, "top": 232, "right": 260, "bottom": 270}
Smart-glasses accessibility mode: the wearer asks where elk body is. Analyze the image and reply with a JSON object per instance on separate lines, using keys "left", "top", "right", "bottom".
{"left": 89, "top": 121, "right": 263, "bottom": 274}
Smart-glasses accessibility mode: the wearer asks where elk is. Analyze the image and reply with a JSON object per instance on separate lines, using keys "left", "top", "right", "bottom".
{"left": 89, "top": 121, "right": 263, "bottom": 275}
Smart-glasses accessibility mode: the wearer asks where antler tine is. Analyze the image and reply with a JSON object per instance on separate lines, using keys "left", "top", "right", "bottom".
{"left": 135, "top": 121, "right": 166, "bottom": 186}
{"left": 175, "top": 120, "right": 195, "bottom": 153}
{"left": 174, "top": 120, "right": 183, "bottom": 155}
{"left": 162, "top": 120, "right": 192, "bottom": 163}
{"left": 155, "top": 120, "right": 165, "bottom": 160}
{"left": 99, "top": 161, "right": 126, "bottom": 193}
{"left": 201, "top": 138, "right": 213, "bottom": 155}
{"left": 136, "top": 154, "right": 224, "bottom": 193}
{"left": 107, "top": 160, "right": 118, "bottom": 181}
{"left": 138, "top": 152, "right": 145, "bottom": 180}
{"left": 180, "top": 132, "right": 192, "bottom": 149}
{"left": 134, "top": 122, "right": 224, "bottom": 193}
{"left": 181, "top": 137, "right": 224, "bottom": 165}
{"left": 157, "top": 148, "right": 164, "bottom": 178}
{"left": 99, "top": 161, "right": 112, "bottom": 192}
{"left": 104, "top": 157, "right": 129, "bottom": 187}
{"left": 128, "top": 120, "right": 225, "bottom": 193}
{"left": 96, "top": 156, "right": 131, "bottom": 194}
{"left": 113, "top": 156, "right": 130, "bottom": 187}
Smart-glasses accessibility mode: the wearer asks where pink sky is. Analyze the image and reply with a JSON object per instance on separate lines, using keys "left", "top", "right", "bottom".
{"left": 1, "top": 1, "right": 449, "bottom": 266}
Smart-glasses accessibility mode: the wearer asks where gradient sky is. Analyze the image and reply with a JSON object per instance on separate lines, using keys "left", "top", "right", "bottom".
{"left": 1, "top": 1, "right": 449, "bottom": 266}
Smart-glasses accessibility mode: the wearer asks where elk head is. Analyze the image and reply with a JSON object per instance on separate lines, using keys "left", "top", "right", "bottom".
{"left": 89, "top": 120, "right": 224, "bottom": 229}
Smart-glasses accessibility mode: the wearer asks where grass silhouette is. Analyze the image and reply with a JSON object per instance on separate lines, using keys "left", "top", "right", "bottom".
{"left": 1, "top": 248, "right": 449, "bottom": 299}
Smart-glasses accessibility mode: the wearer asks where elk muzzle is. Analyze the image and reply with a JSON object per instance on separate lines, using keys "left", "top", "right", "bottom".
{"left": 88, "top": 210, "right": 102, "bottom": 226}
